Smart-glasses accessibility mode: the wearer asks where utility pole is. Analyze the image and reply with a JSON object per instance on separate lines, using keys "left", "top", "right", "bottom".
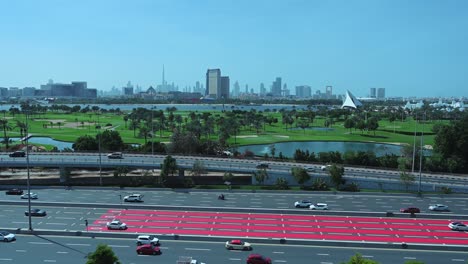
{"left": 418, "top": 112, "right": 425, "bottom": 194}
{"left": 98, "top": 132, "right": 102, "bottom": 186}
{"left": 25, "top": 110, "right": 32, "bottom": 231}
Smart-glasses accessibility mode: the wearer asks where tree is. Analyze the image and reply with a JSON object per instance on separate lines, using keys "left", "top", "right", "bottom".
{"left": 223, "top": 172, "right": 234, "bottom": 182}
{"left": 328, "top": 164, "right": 345, "bottom": 190}
{"left": 400, "top": 171, "right": 415, "bottom": 191}
{"left": 190, "top": 160, "right": 207, "bottom": 178}
{"left": 341, "top": 253, "right": 379, "bottom": 264}
{"left": 73, "top": 135, "right": 98, "bottom": 151}
{"left": 367, "top": 117, "right": 379, "bottom": 136}
{"left": 253, "top": 169, "right": 268, "bottom": 186}
{"left": 0, "top": 119, "right": 12, "bottom": 150}
{"left": 291, "top": 167, "right": 310, "bottom": 188}
{"left": 98, "top": 130, "right": 124, "bottom": 151}
{"left": 344, "top": 118, "right": 355, "bottom": 133}
{"left": 275, "top": 177, "right": 289, "bottom": 190}
{"left": 86, "top": 244, "right": 121, "bottom": 264}
{"left": 269, "top": 144, "right": 276, "bottom": 158}
{"left": 160, "top": 155, "right": 177, "bottom": 185}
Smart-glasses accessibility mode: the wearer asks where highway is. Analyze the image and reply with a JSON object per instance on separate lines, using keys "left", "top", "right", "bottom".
{"left": 2, "top": 152, "right": 468, "bottom": 188}
{"left": 1, "top": 188, "right": 468, "bottom": 214}
{"left": 2, "top": 235, "right": 468, "bottom": 264}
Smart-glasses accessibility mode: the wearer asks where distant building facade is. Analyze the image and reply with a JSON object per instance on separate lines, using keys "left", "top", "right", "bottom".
{"left": 205, "top": 68, "right": 229, "bottom": 99}
{"left": 40, "top": 81, "right": 97, "bottom": 98}
{"left": 271, "top": 77, "right": 282, "bottom": 97}
{"left": 377, "top": 88, "right": 385, "bottom": 99}
{"left": 370, "top": 88, "right": 376, "bottom": 98}
{"left": 296, "top": 85, "right": 311, "bottom": 98}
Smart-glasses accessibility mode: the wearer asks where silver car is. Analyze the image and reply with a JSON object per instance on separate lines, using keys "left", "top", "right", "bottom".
{"left": 0, "top": 231, "right": 16, "bottom": 242}
{"left": 428, "top": 204, "right": 449, "bottom": 211}
{"left": 106, "top": 220, "right": 127, "bottom": 230}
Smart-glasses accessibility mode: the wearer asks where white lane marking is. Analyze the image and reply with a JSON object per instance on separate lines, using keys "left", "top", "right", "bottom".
{"left": 452, "top": 259, "right": 465, "bottom": 262}
{"left": 185, "top": 248, "right": 211, "bottom": 251}
{"left": 54, "top": 217, "right": 76, "bottom": 220}
{"left": 0, "top": 259, "right": 13, "bottom": 261}
{"left": 273, "top": 252, "right": 284, "bottom": 254}
{"left": 56, "top": 252, "right": 68, "bottom": 254}
{"left": 43, "top": 260, "right": 56, "bottom": 263}
{"left": 317, "top": 253, "right": 329, "bottom": 256}
{"left": 109, "top": 245, "right": 130, "bottom": 248}
{"left": 29, "top": 242, "right": 53, "bottom": 245}
{"left": 15, "top": 250, "right": 27, "bottom": 252}
{"left": 66, "top": 243, "right": 91, "bottom": 246}
{"left": 229, "top": 258, "right": 241, "bottom": 261}
{"left": 404, "top": 257, "right": 417, "bottom": 260}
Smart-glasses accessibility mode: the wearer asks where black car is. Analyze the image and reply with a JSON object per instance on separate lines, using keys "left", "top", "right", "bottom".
{"left": 5, "top": 188, "right": 23, "bottom": 195}
{"left": 9, "top": 151, "right": 26, "bottom": 157}
{"left": 25, "top": 209, "right": 47, "bottom": 217}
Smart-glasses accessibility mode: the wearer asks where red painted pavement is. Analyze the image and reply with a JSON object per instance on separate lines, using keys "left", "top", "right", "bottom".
{"left": 91, "top": 209, "right": 468, "bottom": 245}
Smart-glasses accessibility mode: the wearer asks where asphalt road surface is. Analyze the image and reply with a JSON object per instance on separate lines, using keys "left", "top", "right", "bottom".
{"left": 2, "top": 235, "right": 467, "bottom": 264}
{"left": 2, "top": 188, "right": 468, "bottom": 214}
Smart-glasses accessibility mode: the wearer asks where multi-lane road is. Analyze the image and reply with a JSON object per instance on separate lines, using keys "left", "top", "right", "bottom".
{"left": 1, "top": 188, "right": 468, "bottom": 263}
{"left": 1, "top": 188, "right": 467, "bottom": 214}
{"left": 2, "top": 235, "right": 468, "bottom": 264}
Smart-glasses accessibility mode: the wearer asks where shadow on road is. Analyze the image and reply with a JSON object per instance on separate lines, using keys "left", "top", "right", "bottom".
{"left": 34, "top": 234, "right": 91, "bottom": 258}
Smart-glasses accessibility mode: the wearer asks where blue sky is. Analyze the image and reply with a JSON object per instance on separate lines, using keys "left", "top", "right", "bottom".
{"left": 1, "top": 0, "right": 467, "bottom": 97}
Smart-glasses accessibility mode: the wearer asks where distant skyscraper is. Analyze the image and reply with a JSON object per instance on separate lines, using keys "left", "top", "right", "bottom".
{"left": 326, "top": 86, "right": 333, "bottom": 98}
{"left": 245, "top": 84, "right": 248, "bottom": 94}
{"left": 272, "top": 77, "right": 282, "bottom": 97}
{"left": 260, "top": 83, "right": 266, "bottom": 95}
{"left": 220, "top": 76, "right": 230, "bottom": 99}
{"left": 206, "top": 69, "right": 221, "bottom": 98}
{"left": 296, "top": 85, "right": 311, "bottom": 98}
{"left": 377, "top": 88, "right": 385, "bottom": 99}
{"left": 206, "top": 68, "right": 229, "bottom": 99}
{"left": 233, "top": 81, "right": 240, "bottom": 97}
{"left": 370, "top": 87, "right": 376, "bottom": 98}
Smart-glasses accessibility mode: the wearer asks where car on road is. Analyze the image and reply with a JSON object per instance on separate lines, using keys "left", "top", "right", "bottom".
{"left": 428, "top": 204, "right": 449, "bottom": 211}
{"left": 136, "top": 235, "right": 159, "bottom": 246}
{"left": 106, "top": 220, "right": 127, "bottom": 230}
{"left": 25, "top": 208, "right": 47, "bottom": 217}
{"left": 305, "top": 167, "right": 316, "bottom": 172}
{"left": 246, "top": 254, "right": 272, "bottom": 264}
{"left": 225, "top": 239, "right": 252, "bottom": 250}
{"left": 5, "top": 188, "right": 23, "bottom": 195}
{"left": 256, "top": 163, "right": 269, "bottom": 169}
{"left": 400, "top": 207, "right": 420, "bottom": 213}
{"left": 448, "top": 222, "right": 468, "bottom": 231}
{"left": 9, "top": 151, "right": 26, "bottom": 157}
{"left": 309, "top": 203, "right": 328, "bottom": 210}
{"left": 0, "top": 231, "right": 16, "bottom": 242}
{"left": 294, "top": 200, "right": 312, "bottom": 208}
{"left": 321, "top": 165, "right": 331, "bottom": 171}
{"left": 124, "top": 194, "right": 143, "bottom": 202}
{"left": 107, "top": 152, "right": 123, "bottom": 159}
{"left": 136, "top": 244, "right": 161, "bottom": 255}
{"left": 21, "top": 192, "right": 38, "bottom": 199}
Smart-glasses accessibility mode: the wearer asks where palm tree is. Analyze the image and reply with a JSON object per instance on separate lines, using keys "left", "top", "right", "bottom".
{"left": 0, "top": 119, "right": 12, "bottom": 150}
{"left": 15, "top": 120, "right": 27, "bottom": 142}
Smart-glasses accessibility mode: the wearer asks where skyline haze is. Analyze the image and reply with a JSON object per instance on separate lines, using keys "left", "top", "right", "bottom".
{"left": 1, "top": 0, "right": 467, "bottom": 98}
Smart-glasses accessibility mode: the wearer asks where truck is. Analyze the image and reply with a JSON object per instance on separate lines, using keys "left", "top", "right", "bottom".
{"left": 176, "top": 256, "right": 206, "bottom": 264}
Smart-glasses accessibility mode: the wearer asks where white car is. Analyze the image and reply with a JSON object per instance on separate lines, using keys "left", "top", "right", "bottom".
{"left": 309, "top": 203, "right": 328, "bottom": 210}
{"left": 106, "top": 220, "right": 127, "bottom": 230}
{"left": 305, "top": 167, "right": 316, "bottom": 172}
{"left": 448, "top": 222, "right": 468, "bottom": 231}
{"left": 136, "top": 235, "right": 159, "bottom": 246}
{"left": 124, "top": 194, "right": 143, "bottom": 202}
{"left": 225, "top": 239, "right": 252, "bottom": 250}
{"left": 321, "top": 165, "right": 331, "bottom": 171}
{"left": 107, "top": 152, "right": 123, "bottom": 159}
{"left": 0, "top": 231, "right": 16, "bottom": 242}
{"left": 21, "top": 192, "right": 38, "bottom": 199}
{"left": 428, "top": 204, "right": 449, "bottom": 211}
{"left": 294, "top": 200, "right": 312, "bottom": 208}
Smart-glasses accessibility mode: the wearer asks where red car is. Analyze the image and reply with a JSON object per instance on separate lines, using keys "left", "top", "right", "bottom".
{"left": 400, "top": 207, "right": 420, "bottom": 213}
{"left": 246, "top": 254, "right": 272, "bottom": 264}
{"left": 136, "top": 244, "right": 161, "bottom": 255}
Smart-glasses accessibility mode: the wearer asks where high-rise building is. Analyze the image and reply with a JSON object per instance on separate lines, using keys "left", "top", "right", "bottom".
{"left": 233, "top": 81, "right": 240, "bottom": 97}
{"left": 326, "top": 86, "right": 333, "bottom": 98}
{"left": 272, "top": 77, "right": 282, "bottom": 97}
{"left": 377, "top": 88, "right": 385, "bottom": 99}
{"left": 296, "top": 85, "right": 311, "bottom": 98}
{"left": 370, "top": 87, "right": 376, "bottom": 98}
{"left": 260, "top": 83, "right": 266, "bottom": 95}
{"left": 206, "top": 69, "right": 221, "bottom": 98}
{"left": 220, "top": 76, "right": 230, "bottom": 99}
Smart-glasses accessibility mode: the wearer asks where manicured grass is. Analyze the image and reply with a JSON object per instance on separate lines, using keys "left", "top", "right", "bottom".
{"left": 1, "top": 110, "right": 443, "bottom": 149}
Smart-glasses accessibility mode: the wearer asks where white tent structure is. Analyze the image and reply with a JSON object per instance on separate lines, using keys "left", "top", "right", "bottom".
{"left": 341, "top": 90, "right": 363, "bottom": 109}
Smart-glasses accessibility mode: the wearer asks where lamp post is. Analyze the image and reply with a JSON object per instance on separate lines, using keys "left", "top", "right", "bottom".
{"left": 417, "top": 112, "right": 425, "bottom": 194}
{"left": 151, "top": 106, "right": 154, "bottom": 156}
{"left": 98, "top": 132, "right": 102, "bottom": 186}
{"left": 25, "top": 110, "right": 32, "bottom": 230}
{"left": 411, "top": 115, "right": 417, "bottom": 173}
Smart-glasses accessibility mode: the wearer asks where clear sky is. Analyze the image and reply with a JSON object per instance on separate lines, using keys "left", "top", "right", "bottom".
{"left": 1, "top": 0, "right": 467, "bottom": 97}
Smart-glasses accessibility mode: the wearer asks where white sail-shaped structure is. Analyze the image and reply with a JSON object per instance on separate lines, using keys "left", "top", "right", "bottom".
{"left": 341, "top": 90, "right": 363, "bottom": 109}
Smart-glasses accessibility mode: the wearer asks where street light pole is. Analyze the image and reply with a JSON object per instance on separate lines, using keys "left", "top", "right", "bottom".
{"left": 151, "top": 106, "right": 154, "bottom": 156}
{"left": 25, "top": 110, "right": 32, "bottom": 230}
{"left": 411, "top": 115, "right": 417, "bottom": 173}
{"left": 418, "top": 112, "right": 425, "bottom": 194}
{"left": 98, "top": 132, "right": 102, "bottom": 186}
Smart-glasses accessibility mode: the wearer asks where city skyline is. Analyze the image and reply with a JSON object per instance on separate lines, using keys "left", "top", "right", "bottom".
{"left": 1, "top": 0, "right": 467, "bottom": 97}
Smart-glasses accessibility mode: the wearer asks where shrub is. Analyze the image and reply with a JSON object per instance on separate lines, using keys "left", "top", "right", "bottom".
{"left": 340, "top": 182, "right": 360, "bottom": 192}
{"left": 275, "top": 177, "right": 289, "bottom": 190}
